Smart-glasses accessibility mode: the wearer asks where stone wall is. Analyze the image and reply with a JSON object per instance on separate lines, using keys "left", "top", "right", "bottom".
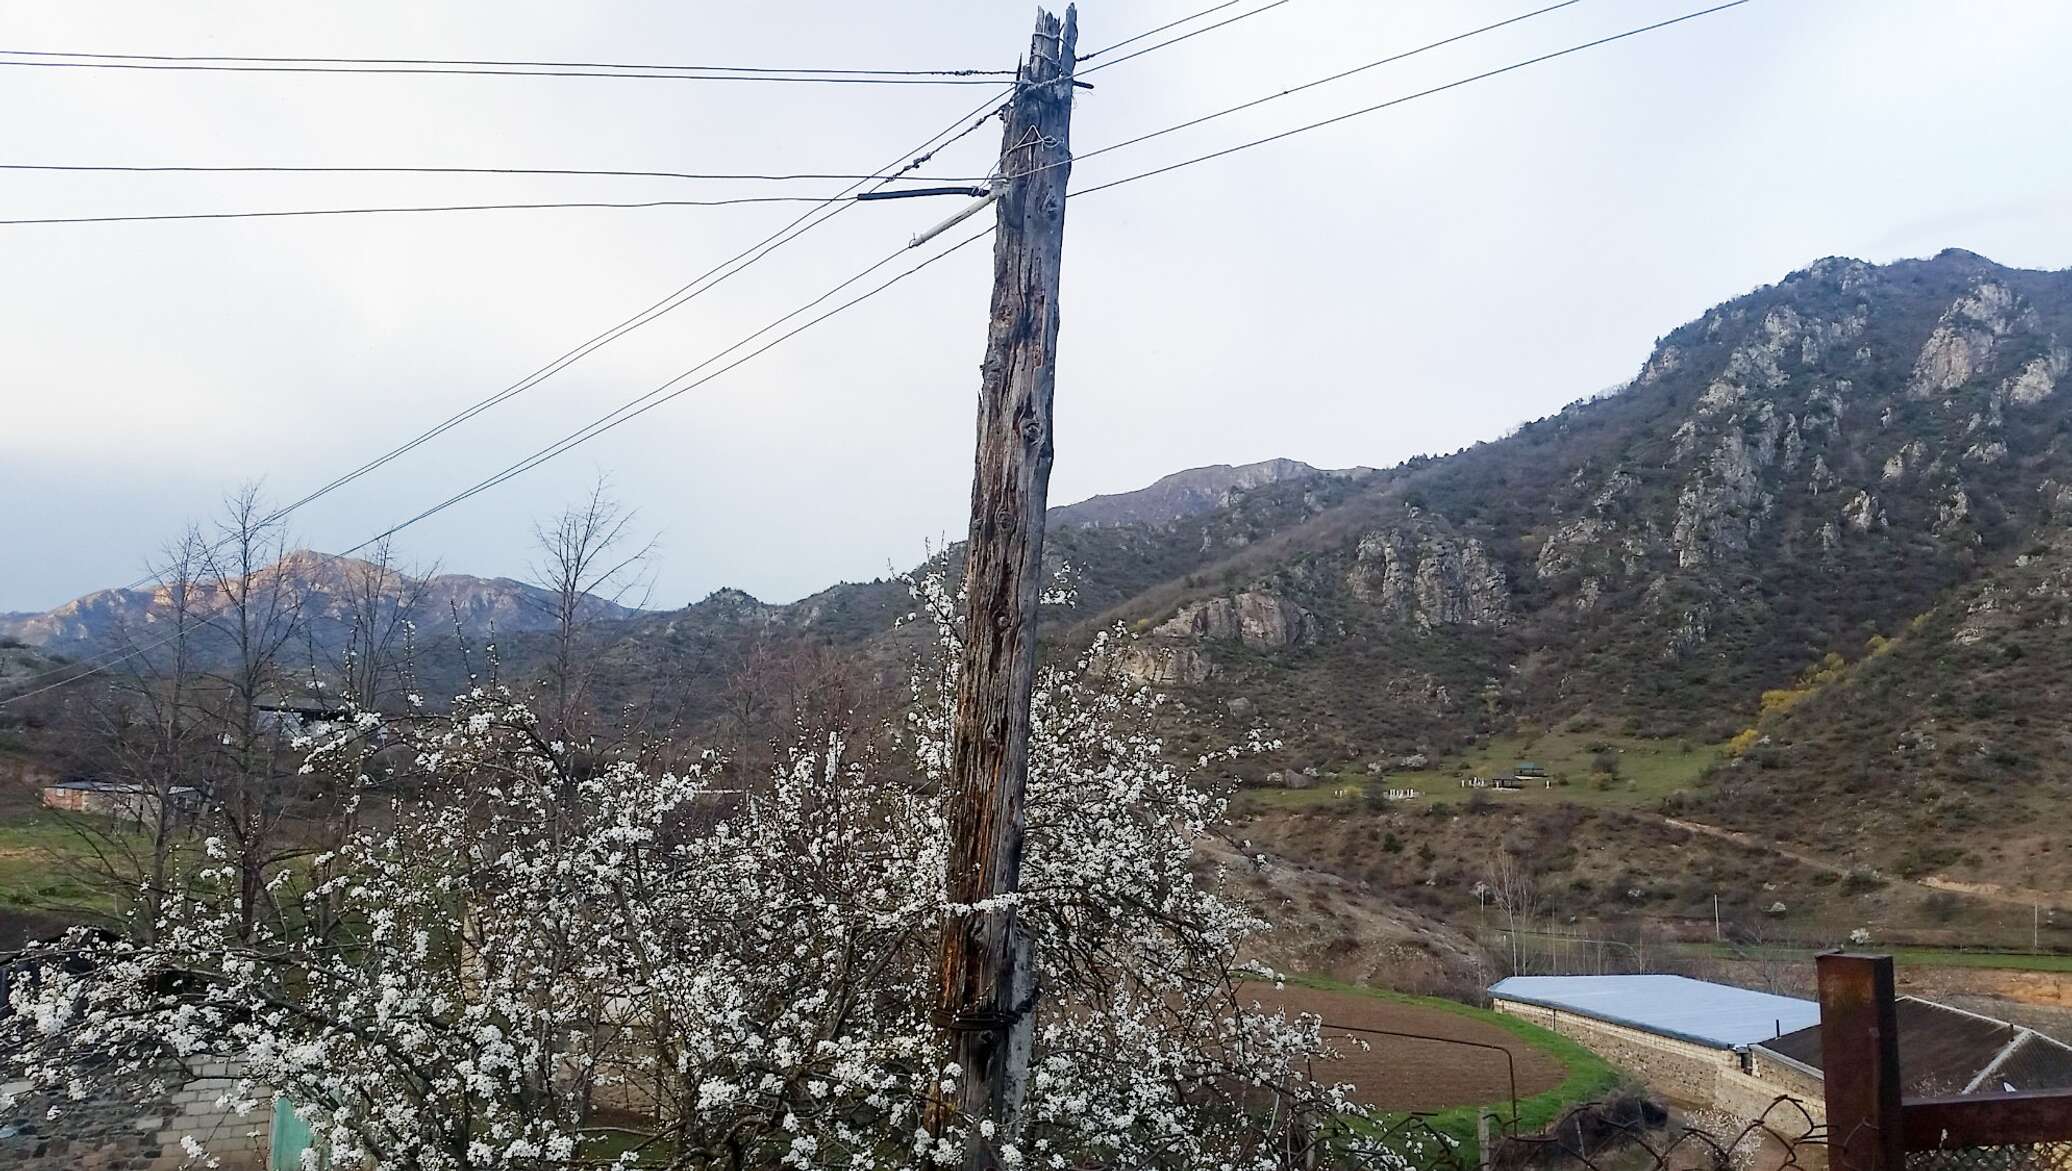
{"left": 1715, "top": 1066, "right": 1825, "bottom": 1134}
{"left": 1493, "top": 998, "right": 1828, "bottom": 1134}
{"left": 1747, "top": 1048, "right": 1827, "bottom": 1108}
{"left": 0, "top": 1061, "right": 269, "bottom": 1171}
{"left": 159, "top": 1059, "right": 271, "bottom": 1170}
{"left": 1494, "top": 997, "right": 1739, "bottom": 1107}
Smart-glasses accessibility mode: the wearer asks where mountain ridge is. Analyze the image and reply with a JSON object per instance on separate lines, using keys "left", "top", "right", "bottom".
{"left": 0, "top": 549, "right": 640, "bottom": 657}
{"left": 12, "top": 248, "right": 2071, "bottom": 905}
{"left": 1049, "top": 458, "right": 1373, "bottom": 529}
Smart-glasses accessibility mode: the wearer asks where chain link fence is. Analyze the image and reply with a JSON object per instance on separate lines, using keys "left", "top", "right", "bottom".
{"left": 1305, "top": 1093, "right": 1829, "bottom": 1171}
{"left": 1906, "top": 1146, "right": 2072, "bottom": 1171}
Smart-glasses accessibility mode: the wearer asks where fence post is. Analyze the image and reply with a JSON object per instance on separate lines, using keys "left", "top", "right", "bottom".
{"left": 1478, "top": 1111, "right": 1496, "bottom": 1171}
{"left": 1817, "top": 953, "right": 1905, "bottom": 1171}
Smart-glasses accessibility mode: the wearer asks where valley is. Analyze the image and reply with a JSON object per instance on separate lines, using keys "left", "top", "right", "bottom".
{"left": 6, "top": 248, "right": 2072, "bottom": 1019}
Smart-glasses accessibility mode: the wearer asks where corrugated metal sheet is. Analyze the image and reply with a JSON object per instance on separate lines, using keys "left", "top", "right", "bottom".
{"left": 1985, "top": 1030, "right": 2072, "bottom": 1092}
{"left": 1489, "top": 975, "right": 1820, "bottom": 1050}
{"left": 1758, "top": 996, "right": 2072, "bottom": 1095}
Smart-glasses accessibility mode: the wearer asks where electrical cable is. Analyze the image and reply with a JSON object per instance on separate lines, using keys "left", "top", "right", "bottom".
{"left": 0, "top": 225, "right": 997, "bottom": 708}
{"left": 1077, "top": 0, "right": 1247, "bottom": 62}
{"left": 0, "top": 163, "right": 990, "bottom": 182}
{"left": 1069, "top": 0, "right": 1749, "bottom": 199}
{"left": 1078, "top": 0, "right": 1296, "bottom": 77}
{"left": 0, "top": 194, "right": 844, "bottom": 226}
{"left": 1073, "top": 0, "right": 1585, "bottom": 169}
{"left": 0, "top": 46, "right": 1018, "bottom": 76}
{"left": 0, "top": 56, "right": 1011, "bottom": 84}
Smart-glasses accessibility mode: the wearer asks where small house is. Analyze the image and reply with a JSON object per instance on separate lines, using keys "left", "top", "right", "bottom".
{"left": 40, "top": 778, "right": 198, "bottom": 831}
{"left": 1514, "top": 761, "right": 1548, "bottom": 779}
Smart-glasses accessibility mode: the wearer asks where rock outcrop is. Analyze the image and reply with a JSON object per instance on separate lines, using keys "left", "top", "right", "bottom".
{"left": 1347, "top": 528, "right": 1511, "bottom": 628}
{"left": 1112, "top": 643, "right": 1218, "bottom": 686}
{"left": 1908, "top": 280, "right": 2033, "bottom": 397}
{"left": 1153, "top": 591, "right": 1320, "bottom": 649}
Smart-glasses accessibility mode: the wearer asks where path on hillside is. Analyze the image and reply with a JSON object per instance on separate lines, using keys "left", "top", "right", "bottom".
{"left": 1650, "top": 815, "right": 2058, "bottom": 909}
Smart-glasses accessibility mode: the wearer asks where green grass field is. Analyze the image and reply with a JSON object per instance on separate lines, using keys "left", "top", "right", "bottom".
{"left": 0, "top": 812, "right": 136, "bottom": 918}
{"left": 1236, "top": 731, "right": 1723, "bottom": 814}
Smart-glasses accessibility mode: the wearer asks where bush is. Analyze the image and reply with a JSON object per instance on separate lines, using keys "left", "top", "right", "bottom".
{"left": 1840, "top": 870, "right": 1887, "bottom": 896}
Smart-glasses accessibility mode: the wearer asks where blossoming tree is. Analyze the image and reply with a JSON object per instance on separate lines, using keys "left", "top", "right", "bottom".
{"left": 5, "top": 585, "right": 1364, "bottom": 1170}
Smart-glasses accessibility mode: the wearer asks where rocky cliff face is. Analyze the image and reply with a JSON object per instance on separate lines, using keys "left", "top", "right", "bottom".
{"left": 1154, "top": 591, "right": 1322, "bottom": 648}
{"left": 1049, "top": 250, "right": 2072, "bottom": 781}
{"left": 1346, "top": 525, "right": 1512, "bottom": 628}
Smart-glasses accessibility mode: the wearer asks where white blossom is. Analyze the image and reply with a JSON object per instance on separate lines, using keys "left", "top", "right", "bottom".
{"left": 3, "top": 583, "right": 1357, "bottom": 1170}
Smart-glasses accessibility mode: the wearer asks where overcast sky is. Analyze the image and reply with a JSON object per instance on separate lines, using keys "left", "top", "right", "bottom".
{"left": 3, "top": 0, "right": 2069, "bottom": 613}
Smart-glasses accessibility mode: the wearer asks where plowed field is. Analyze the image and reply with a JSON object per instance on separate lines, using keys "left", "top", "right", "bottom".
{"left": 1251, "top": 985, "right": 1566, "bottom": 1112}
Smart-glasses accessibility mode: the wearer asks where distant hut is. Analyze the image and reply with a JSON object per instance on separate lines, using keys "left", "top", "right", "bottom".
{"left": 40, "top": 778, "right": 197, "bottom": 832}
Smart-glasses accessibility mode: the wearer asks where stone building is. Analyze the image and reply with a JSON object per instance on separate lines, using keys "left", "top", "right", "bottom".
{"left": 1492, "top": 973, "right": 2072, "bottom": 1131}
{"left": 39, "top": 778, "right": 198, "bottom": 832}
{"left": 1490, "top": 974, "right": 1824, "bottom": 1125}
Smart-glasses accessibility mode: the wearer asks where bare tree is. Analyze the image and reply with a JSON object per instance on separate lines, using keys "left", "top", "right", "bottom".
{"left": 194, "top": 484, "right": 311, "bottom": 941}
{"left": 1725, "top": 918, "right": 1796, "bottom": 994}
{"left": 54, "top": 528, "right": 216, "bottom": 940}
{"left": 722, "top": 634, "right": 875, "bottom": 785}
{"left": 528, "top": 476, "right": 655, "bottom": 742}
{"left": 327, "top": 535, "right": 434, "bottom": 712}
{"left": 1486, "top": 848, "right": 1542, "bottom": 976}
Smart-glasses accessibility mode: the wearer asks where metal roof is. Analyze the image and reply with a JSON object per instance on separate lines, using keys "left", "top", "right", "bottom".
{"left": 1757, "top": 996, "right": 2072, "bottom": 1095}
{"left": 1490, "top": 975, "right": 1820, "bottom": 1050}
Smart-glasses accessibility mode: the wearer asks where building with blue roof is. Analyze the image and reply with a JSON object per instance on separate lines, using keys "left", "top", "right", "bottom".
{"left": 1489, "top": 974, "right": 1826, "bottom": 1115}
{"left": 1489, "top": 974, "right": 1820, "bottom": 1050}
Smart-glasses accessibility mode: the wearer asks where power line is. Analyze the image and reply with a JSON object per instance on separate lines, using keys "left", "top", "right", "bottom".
{"left": 0, "top": 82, "right": 1019, "bottom": 677}
{"left": 342, "top": 226, "right": 995, "bottom": 560}
{"left": 1073, "top": 0, "right": 1584, "bottom": 167}
{"left": 1078, "top": 0, "right": 1296, "bottom": 77}
{"left": 0, "top": 1, "right": 1323, "bottom": 701}
{"left": 0, "top": 2, "right": 1747, "bottom": 704}
{"left": 0, "top": 85, "right": 1021, "bottom": 695}
{"left": 0, "top": 225, "right": 996, "bottom": 709}
{"left": 237, "top": 82, "right": 1016, "bottom": 542}
{"left": 0, "top": 2, "right": 1282, "bottom": 82}
{"left": 0, "top": 164, "right": 990, "bottom": 182}
{"left": 1, "top": 0, "right": 1308, "bottom": 224}
{"left": 1071, "top": 0, "right": 1750, "bottom": 200}
{"left": 371, "top": 0, "right": 1755, "bottom": 576}
{"left": 1077, "top": 0, "right": 1247, "bottom": 62}
{"left": 0, "top": 46, "right": 1018, "bottom": 77}
{"left": 0, "top": 55, "right": 1011, "bottom": 85}
{"left": 0, "top": 195, "right": 849, "bottom": 226}
{"left": 0, "top": 0, "right": 1287, "bottom": 88}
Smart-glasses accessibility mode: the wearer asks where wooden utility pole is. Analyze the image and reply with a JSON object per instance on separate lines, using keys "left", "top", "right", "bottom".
{"left": 1817, "top": 953, "right": 1906, "bottom": 1171}
{"left": 933, "top": 4, "right": 1076, "bottom": 1166}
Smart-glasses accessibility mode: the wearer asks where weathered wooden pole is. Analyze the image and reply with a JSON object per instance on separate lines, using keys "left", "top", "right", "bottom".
{"left": 933, "top": 5, "right": 1076, "bottom": 1166}
{"left": 1817, "top": 952, "right": 1906, "bottom": 1171}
